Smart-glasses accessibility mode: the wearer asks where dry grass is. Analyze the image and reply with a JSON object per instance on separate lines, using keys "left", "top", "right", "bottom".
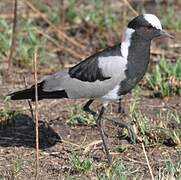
{"left": 0, "top": 0, "right": 181, "bottom": 179}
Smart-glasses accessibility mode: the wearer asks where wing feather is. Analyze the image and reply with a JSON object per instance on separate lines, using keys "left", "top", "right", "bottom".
{"left": 69, "top": 43, "right": 122, "bottom": 82}
{"left": 42, "top": 43, "right": 128, "bottom": 99}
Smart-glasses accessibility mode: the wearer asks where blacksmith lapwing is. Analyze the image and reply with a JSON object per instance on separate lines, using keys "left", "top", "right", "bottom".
{"left": 8, "top": 14, "right": 173, "bottom": 165}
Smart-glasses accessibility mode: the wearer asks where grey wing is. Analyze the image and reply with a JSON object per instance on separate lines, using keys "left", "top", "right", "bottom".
{"left": 68, "top": 53, "right": 111, "bottom": 82}
{"left": 68, "top": 43, "right": 122, "bottom": 82}
{"left": 42, "top": 56, "right": 127, "bottom": 99}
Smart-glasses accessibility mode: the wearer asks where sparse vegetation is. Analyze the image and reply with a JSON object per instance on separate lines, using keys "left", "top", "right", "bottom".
{"left": 16, "top": 18, "right": 47, "bottom": 67}
{"left": 146, "top": 57, "right": 181, "bottom": 98}
{"left": 13, "top": 158, "right": 23, "bottom": 177}
{"left": 69, "top": 153, "right": 93, "bottom": 173}
{"left": 159, "top": 7, "right": 181, "bottom": 30}
{"left": 66, "top": 0, "right": 118, "bottom": 27}
{"left": 0, "top": 18, "right": 47, "bottom": 67}
{"left": 68, "top": 105, "right": 96, "bottom": 125}
{"left": 0, "top": 109, "right": 17, "bottom": 125}
{"left": 0, "top": 0, "right": 180, "bottom": 179}
{"left": 164, "top": 158, "right": 181, "bottom": 179}
{"left": 158, "top": 111, "right": 181, "bottom": 146}
{"left": 0, "top": 20, "right": 11, "bottom": 59}
{"left": 97, "top": 161, "right": 129, "bottom": 180}
{"left": 128, "top": 86, "right": 181, "bottom": 146}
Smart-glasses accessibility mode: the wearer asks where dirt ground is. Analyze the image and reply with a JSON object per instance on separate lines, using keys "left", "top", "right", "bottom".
{"left": 0, "top": 72, "right": 181, "bottom": 179}
{"left": 0, "top": 0, "right": 181, "bottom": 179}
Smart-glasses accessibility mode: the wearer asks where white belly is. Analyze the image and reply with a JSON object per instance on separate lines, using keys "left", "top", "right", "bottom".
{"left": 99, "top": 85, "right": 121, "bottom": 107}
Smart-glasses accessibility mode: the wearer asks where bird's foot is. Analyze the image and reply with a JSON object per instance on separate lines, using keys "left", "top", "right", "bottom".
{"left": 118, "top": 106, "right": 126, "bottom": 114}
{"left": 83, "top": 107, "right": 97, "bottom": 117}
{"left": 117, "top": 99, "right": 127, "bottom": 115}
{"left": 83, "top": 99, "right": 97, "bottom": 118}
{"left": 96, "top": 107, "right": 112, "bottom": 166}
{"left": 107, "top": 118, "right": 136, "bottom": 144}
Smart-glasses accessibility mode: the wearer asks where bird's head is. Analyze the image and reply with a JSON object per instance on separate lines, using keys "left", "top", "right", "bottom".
{"left": 127, "top": 14, "right": 173, "bottom": 41}
{"left": 121, "top": 14, "right": 173, "bottom": 59}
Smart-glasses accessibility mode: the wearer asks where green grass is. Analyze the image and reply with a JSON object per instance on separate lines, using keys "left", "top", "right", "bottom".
{"left": 160, "top": 7, "right": 181, "bottom": 30}
{"left": 0, "top": 19, "right": 11, "bottom": 60}
{"left": 66, "top": 156, "right": 181, "bottom": 179}
{"left": 0, "top": 1, "right": 180, "bottom": 179}
{"left": 32, "top": 0, "right": 60, "bottom": 23}
{"left": 164, "top": 158, "right": 181, "bottom": 179}
{"left": 0, "top": 109, "right": 17, "bottom": 126}
{"left": 97, "top": 161, "right": 129, "bottom": 180}
{"left": 155, "top": 1, "right": 181, "bottom": 30}
{"left": 15, "top": 18, "right": 47, "bottom": 67}
{"left": 132, "top": 111, "right": 152, "bottom": 145}
{"left": 154, "top": 157, "right": 181, "bottom": 180}
{"left": 158, "top": 111, "right": 181, "bottom": 146}
{"left": 65, "top": 0, "right": 118, "bottom": 27}
{"left": 13, "top": 158, "right": 23, "bottom": 177}
{"left": 128, "top": 86, "right": 181, "bottom": 146}
{"left": 128, "top": 86, "right": 141, "bottom": 117}
{"left": 0, "top": 17, "right": 47, "bottom": 67}
{"left": 130, "top": 109, "right": 181, "bottom": 146}
{"left": 68, "top": 105, "right": 96, "bottom": 126}
{"left": 128, "top": 87, "right": 153, "bottom": 145}
{"left": 69, "top": 153, "right": 93, "bottom": 173}
{"left": 146, "top": 57, "right": 181, "bottom": 98}
{"left": 66, "top": 0, "right": 80, "bottom": 24}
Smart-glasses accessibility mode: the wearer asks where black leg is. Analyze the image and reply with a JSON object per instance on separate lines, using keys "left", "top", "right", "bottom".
{"left": 96, "top": 106, "right": 112, "bottom": 165}
{"left": 83, "top": 99, "right": 135, "bottom": 164}
{"left": 117, "top": 99, "right": 136, "bottom": 143}
{"left": 83, "top": 99, "right": 97, "bottom": 117}
{"left": 118, "top": 98, "right": 125, "bottom": 114}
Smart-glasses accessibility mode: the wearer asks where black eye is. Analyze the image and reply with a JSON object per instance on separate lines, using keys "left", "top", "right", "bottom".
{"left": 147, "top": 25, "right": 152, "bottom": 29}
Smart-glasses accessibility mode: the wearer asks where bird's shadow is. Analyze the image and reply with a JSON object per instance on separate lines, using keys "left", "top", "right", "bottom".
{"left": 0, "top": 113, "right": 61, "bottom": 149}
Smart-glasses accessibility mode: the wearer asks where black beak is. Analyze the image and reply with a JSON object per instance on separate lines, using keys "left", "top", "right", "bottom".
{"left": 160, "top": 30, "right": 174, "bottom": 39}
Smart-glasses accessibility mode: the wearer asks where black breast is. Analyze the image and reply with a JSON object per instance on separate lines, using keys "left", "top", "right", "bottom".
{"left": 118, "top": 33, "right": 151, "bottom": 95}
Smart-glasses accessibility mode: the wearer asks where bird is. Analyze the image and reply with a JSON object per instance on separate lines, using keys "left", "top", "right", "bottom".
{"left": 8, "top": 14, "right": 173, "bottom": 165}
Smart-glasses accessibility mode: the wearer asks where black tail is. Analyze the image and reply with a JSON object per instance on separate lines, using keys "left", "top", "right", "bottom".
{"left": 8, "top": 82, "right": 68, "bottom": 101}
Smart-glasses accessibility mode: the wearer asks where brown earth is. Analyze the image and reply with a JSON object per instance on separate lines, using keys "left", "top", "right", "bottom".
{"left": 0, "top": 0, "right": 181, "bottom": 179}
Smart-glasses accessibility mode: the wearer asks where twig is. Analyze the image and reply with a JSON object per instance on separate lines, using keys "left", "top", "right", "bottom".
{"left": 60, "top": 0, "right": 65, "bottom": 26}
{"left": 0, "top": 13, "right": 47, "bottom": 19}
{"left": 61, "top": 139, "right": 81, "bottom": 148}
{"left": 141, "top": 143, "right": 154, "bottom": 180}
{"left": 33, "top": 48, "right": 39, "bottom": 180}
{"left": 124, "top": 156, "right": 147, "bottom": 165}
{"left": 83, "top": 140, "right": 102, "bottom": 154}
{"left": 8, "top": 0, "right": 18, "bottom": 75}
{"left": 122, "top": 0, "right": 139, "bottom": 16}
{"left": 25, "top": 0, "right": 86, "bottom": 51}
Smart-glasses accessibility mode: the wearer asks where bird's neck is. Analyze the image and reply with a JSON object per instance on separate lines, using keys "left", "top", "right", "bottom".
{"left": 121, "top": 28, "right": 151, "bottom": 63}
{"left": 118, "top": 28, "right": 151, "bottom": 95}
